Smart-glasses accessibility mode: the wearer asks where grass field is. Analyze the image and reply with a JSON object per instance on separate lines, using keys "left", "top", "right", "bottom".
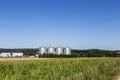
{"left": 0, "top": 58, "right": 120, "bottom": 80}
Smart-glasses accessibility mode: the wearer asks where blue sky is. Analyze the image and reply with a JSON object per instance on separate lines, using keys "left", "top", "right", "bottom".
{"left": 0, "top": 0, "right": 120, "bottom": 50}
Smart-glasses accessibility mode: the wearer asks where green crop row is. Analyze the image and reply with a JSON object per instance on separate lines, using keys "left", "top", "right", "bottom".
{"left": 0, "top": 58, "right": 120, "bottom": 80}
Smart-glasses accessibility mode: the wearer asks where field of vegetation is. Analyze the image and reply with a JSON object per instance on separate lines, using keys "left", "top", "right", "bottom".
{"left": 0, "top": 58, "right": 120, "bottom": 80}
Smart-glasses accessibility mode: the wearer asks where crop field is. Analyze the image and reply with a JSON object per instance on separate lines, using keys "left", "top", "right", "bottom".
{"left": 0, "top": 58, "right": 120, "bottom": 80}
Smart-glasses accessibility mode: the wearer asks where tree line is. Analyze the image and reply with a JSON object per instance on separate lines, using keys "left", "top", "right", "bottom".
{"left": 39, "top": 49, "right": 120, "bottom": 58}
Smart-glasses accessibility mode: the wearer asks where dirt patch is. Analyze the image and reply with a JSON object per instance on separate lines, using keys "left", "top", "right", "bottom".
{"left": 116, "top": 76, "right": 120, "bottom": 80}
{"left": 0, "top": 58, "right": 48, "bottom": 61}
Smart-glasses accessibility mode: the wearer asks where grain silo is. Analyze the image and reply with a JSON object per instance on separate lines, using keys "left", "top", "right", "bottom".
{"left": 39, "top": 45, "right": 47, "bottom": 55}
{"left": 64, "top": 47, "right": 71, "bottom": 55}
{"left": 55, "top": 46, "right": 63, "bottom": 54}
{"left": 47, "top": 46, "right": 55, "bottom": 54}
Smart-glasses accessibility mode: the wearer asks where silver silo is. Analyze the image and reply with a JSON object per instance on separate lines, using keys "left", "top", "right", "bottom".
{"left": 39, "top": 45, "right": 47, "bottom": 55}
{"left": 56, "top": 46, "right": 63, "bottom": 54}
{"left": 64, "top": 47, "right": 71, "bottom": 55}
{"left": 47, "top": 46, "right": 55, "bottom": 54}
